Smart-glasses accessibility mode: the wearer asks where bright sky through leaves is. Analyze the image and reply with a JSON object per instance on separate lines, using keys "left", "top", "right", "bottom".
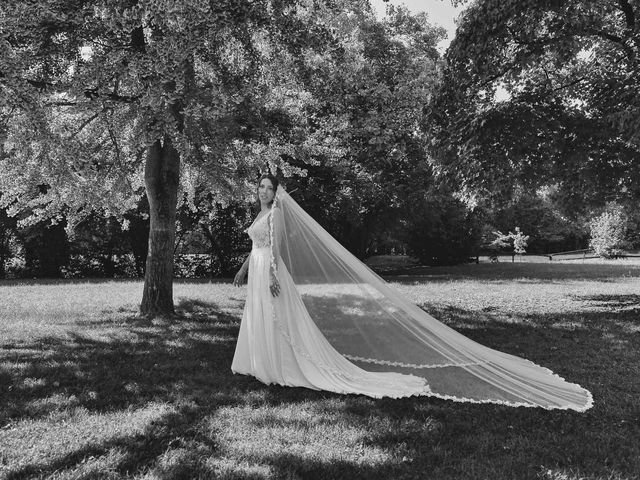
{"left": 369, "top": 1, "right": 509, "bottom": 101}
{"left": 369, "top": 0, "right": 465, "bottom": 52}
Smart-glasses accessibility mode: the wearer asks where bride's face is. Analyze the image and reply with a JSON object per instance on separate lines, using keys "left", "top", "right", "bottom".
{"left": 258, "top": 178, "right": 275, "bottom": 205}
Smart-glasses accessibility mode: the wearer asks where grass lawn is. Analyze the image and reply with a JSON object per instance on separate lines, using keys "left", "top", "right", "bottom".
{"left": 1, "top": 263, "right": 639, "bottom": 479}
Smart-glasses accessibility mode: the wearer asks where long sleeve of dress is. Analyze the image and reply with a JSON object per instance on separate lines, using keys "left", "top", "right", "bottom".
{"left": 268, "top": 206, "right": 284, "bottom": 277}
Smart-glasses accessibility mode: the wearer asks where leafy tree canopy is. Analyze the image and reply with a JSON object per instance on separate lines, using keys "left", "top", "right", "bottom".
{"left": 431, "top": 0, "right": 640, "bottom": 211}
{"left": 0, "top": 0, "right": 348, "bottom": 227}
{"left": 1, "top": 0, "right": 367, "bottom": 314}
{"left": 281, "top": 4, "right": 447, "bottom": 256}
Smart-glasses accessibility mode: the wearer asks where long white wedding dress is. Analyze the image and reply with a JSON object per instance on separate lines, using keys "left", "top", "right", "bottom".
{"left": 231, "top": 207, "right": 431, "bottom": 398}
{"left": 231, "top": 187, "right": 593, "bottom": 411}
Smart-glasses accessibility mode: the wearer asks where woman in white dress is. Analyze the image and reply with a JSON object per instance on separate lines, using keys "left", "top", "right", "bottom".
{"left": 231, "top": 174, "right": 593, "bottom": 411}
{"left": 231, "top": 174, "right": 429, "bottom": 398}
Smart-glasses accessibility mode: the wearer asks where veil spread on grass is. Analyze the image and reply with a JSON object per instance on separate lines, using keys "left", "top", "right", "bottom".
{"left": 269, "top": 185, "right": 593, "bottom": 411}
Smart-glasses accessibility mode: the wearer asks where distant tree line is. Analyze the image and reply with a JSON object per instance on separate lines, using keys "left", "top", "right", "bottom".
{"left": 0, "top": 184, "right": 479, "bottom": 278}
{"left": 2, "top": 183, "right": 639, "bottom": 279}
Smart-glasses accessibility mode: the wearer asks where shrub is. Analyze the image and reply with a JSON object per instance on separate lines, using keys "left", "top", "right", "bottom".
{"left": 489, "top": 227, "right": 530, "bottom": 262}
{"left": 589, "top": 206, "right": 628, "bottom": 258}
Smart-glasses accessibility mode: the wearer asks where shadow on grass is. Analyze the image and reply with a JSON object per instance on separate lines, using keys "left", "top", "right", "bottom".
{"left": 3, "top": 261, "right": 640, "bottom": 290}
{"left": 1, "top": 296, "right": 639, "bottom": 479}
{"left": 2, "top": 404, "right": 214, "bottom": 479}
{"left": 574, "top": 293, "right": 640, "bottom": 311}
{"left": 384, "top": 262, "right": 640, "bottom": 283}
{"left": 0, "top": 277, "right": 234, "bottom": 287}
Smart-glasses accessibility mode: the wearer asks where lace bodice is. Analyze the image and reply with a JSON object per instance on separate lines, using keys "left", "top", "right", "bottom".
{"left": 246, "top": 211, "right": 271, "bottom": 248}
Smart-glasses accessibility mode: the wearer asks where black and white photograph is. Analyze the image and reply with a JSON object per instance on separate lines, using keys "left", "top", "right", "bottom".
{"left": 0, "top": 0, "right": 638, "bottom": 478}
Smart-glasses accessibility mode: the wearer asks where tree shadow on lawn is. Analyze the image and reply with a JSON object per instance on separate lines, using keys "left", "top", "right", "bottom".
{"left": 0, "top": 277, "right": 233, "bottom": 287}
{"left": 574, "top": 293, "right": 640, "bottom": 312}
{"left": 385, "top": 262, "right": 640, "bottom": 283}
{"left": 1, "top": 298, "right": 639, "bottom": 479}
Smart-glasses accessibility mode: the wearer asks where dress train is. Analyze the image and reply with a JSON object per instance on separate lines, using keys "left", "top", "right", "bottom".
{"left": 231, "top": 244, "right": 431, "bottom": 398}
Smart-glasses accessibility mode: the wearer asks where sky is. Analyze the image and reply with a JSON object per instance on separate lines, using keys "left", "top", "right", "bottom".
{"left": 368, "top": 0, "right": 466, "bottom": 52}
{"left": 369, "top": 1, "right": 511, "bottom": 103}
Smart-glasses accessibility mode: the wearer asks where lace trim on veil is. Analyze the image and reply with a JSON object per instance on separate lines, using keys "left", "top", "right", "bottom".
{"left": 342, "top": 355, "right": 487, "bottom": 369}
{"left": 267, "top": 209, "right": 279, "bottom": 280}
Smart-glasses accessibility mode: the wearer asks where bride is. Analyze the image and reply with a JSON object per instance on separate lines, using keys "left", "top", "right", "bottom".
{"left": 231, "top": 174, "right": 593, "bottom": 411}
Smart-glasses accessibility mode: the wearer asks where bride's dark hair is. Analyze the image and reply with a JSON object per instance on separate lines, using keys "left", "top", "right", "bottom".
{"left": 256, "top": 173, "right": 280, "bottom": 209}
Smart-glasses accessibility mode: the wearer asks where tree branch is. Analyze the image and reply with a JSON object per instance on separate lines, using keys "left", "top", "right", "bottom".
{"left": 25, "top": 78, "right": 55, "bottom": 91}
{"left": 477, "top": 63, "right": 518, "bottom": 89}
{"left": 551, "top": 74, "right": 591, "bottom": 93}
{"left": 506, "top": 21, "right": 637, "bottom": 64}
{"left": 3, "top": 75, "right": 142, "bottom": 105}
{"left": 84, "top": 86, "right": 140, "bottom": 103}
{"left": 68, "top": 112, "right": 101, "bottom": 139}
{"left": 45, "top": 101, "right": 79, "bottom": 107}
{"left": 617, "top": 0, "right": 636, "bottom": 30}
{"left": 580, "top": 27, "right": 636, "bottom": 62}
{"left": 107, "top": 127, "right": 121, "bottom": 171}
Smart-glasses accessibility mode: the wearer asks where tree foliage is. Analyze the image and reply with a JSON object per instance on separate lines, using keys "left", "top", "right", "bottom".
{"left": 0, "top": 1, "right": 486, "bottom": 291}
{"left": 1, "top": 0, "right": 345, "bottom": 215}
{"left": 175, "top": 189, "right": 252, "bottom": 277}
{"left": 278, "top": 5, "right": 448, "bottom": 257}
{"left": 432, "top": 0, "right": 640, "bottom": 210}
{"left": 403, "top": 187, "right": 483, "bottom": 265}
{"left": 589, "top": 203, "right": 629, "bottom": 257}
{"left": 0, "top": 0, "right": 354, "bottom": 314}
{"left": 487, "top": 190, "right": 589, "bottom": 253}
{"left": 66, "top": 210, "right": 139, "bottom": 277}
{"left": 487, "top": 227, "right": 530, "bottom": 262}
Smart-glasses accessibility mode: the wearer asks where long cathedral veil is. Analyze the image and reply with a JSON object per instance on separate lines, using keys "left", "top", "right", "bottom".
{"left": 270, "top": 185, "right": 592, "bottom": 411}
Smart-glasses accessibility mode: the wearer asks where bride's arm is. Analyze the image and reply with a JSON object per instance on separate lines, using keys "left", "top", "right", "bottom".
{"left": 268, "top": 206, "right": 284, "bottom": 296}
{"left": 271, "top": 207, "right": 284, "bottom": 266}
{"left": 233, "top": 254, "right": 250, "bottom": 286}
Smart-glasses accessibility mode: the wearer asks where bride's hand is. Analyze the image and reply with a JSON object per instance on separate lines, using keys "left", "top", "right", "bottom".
{"left": 233, "top": 268, "right": 247, "bottom": 286}
{"left": 270, "top": 273, "right": 280, "bottom": 297}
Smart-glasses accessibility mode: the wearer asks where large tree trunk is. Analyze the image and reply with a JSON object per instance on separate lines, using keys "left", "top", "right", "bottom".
{"left": 140, "top": 135, "right": 180, "bottom": 317}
